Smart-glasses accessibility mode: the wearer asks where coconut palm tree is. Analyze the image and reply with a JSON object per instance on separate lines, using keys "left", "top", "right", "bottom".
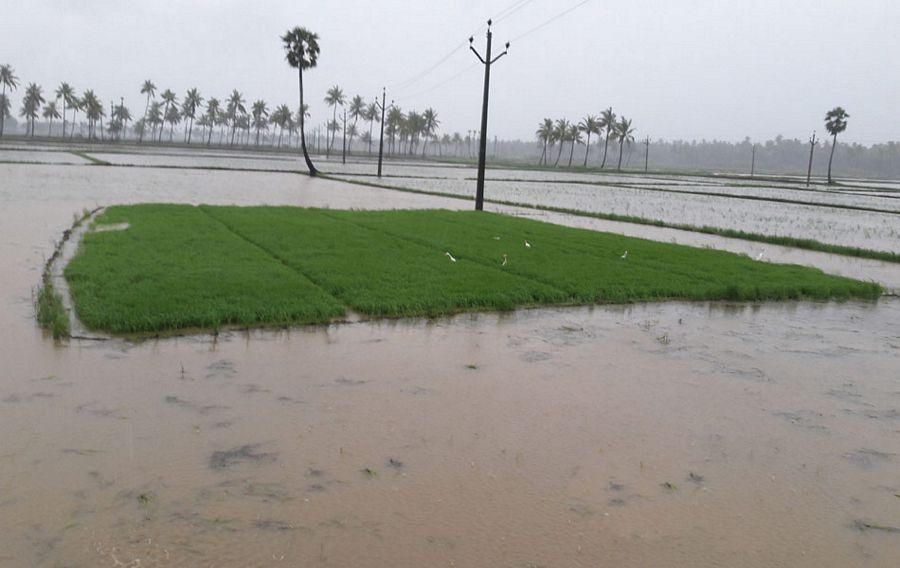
{"left": 364, "top": 101, "right": 379, "bottom": 155}
{"left": 323, "top": 85, "right": 344, "bottom": 157}
{"left": 824, "top": 106, "right": 849, "bottom": 184}
{"left": 566, "top": 123, "right": 583, "bottom": 167}
{"left": 293, "top": 104, "right": 309, "bottom": 149}
{"left": 452, "top": 132, "right": 462, "bottom": 156}
{"left": 42, "top": 101, "right": 61, "bottom": 136}
{"left": 422, "top": 108, "right": 440, "bottom": 156}
{"left": 204, "top": 97, "right": 220, "bottom": 145}
{"left": 0, "top": 94, "right": 10, "bottom": 130}
{"left": 1, "top": 64, "right": 20, "bottom": 137}
{"left": 599, "top": 107, "right": 616, "bottom": 169}
{"left": 386, "top": 106, "right": 403, "bottom": 155}
{"left": 226, "top": 89, "right": 245, "bottom": 146}
{"left": 69, "top": 96, "right": 83, "bottom": 138}
{"left": 181, "top": 87, "right": 203, "bottom": 144}
{"left": 164, "top": 104, "right": 180, "bottom": 141}
{"left": 251, "top": 99, "right": 269, "bottom": 146}
{"left": 157, "top": 89, "right": 177, "bottom": 142}
{"left": 578, "top": 115, "right": 600, "bottom": 167}
{"left": 270, "top": 104, "right": 290, "bottom": 147}
{"left": 147, "top": 101, "right": 163, "bottom": 141}
{"left": 20, "top": 83, "right": 45, "bottom": 137}
{"left": 139, "top": 79, "right": 156, "bottom": 143}
{"left": 282, "top": 26, "right": 320, "bottom": 174}
{"left": 347, "top": 95, "right": 365, "bottom": 152}
{"left": 614, "top": 116, "right": 635, "bottom": 171}
{"left": 535, "top": 118, "right": 553, "bottom": 165}
{"left": 54, "top": 83, "right": 75, "bottom": 138}
{"left": 552, "top": 119, "right": 569, "bottom": 166}
{"left": 80, "top": 90, "right": 102, "bottom": 140}
{"left": 113, "top": 102, "right": 131, "bottom": 139}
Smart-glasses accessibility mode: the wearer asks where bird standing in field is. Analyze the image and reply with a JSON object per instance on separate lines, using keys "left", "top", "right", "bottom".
{"left": 524, "top": 240, "right": 532, "bottom": 248}
{"left": 445, "top": 252, "right": 457, "bottom": 263}
{"left": 502, "top": 254, "right": 508, "bottom": 266}
{"left": 755, "top": 252, "right": 764, "bottom": 261}
{"left": 621, "top": 250, "right": 628, "bottom": 259}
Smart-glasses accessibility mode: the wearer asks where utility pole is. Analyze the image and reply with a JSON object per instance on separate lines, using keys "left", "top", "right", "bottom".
{"left": 375, "top": 88, "right": 390, "bottom": 177}
{"left": 469, "top": 20, "right": 509, "bottom": 211}
{"left": 644, "top": 136, "right": 650, "bottom": 172}
{"left": 806, "top": 130, "right": 816, "bottom": 187}
{"left": 750, "top": 143, "right": 757, "bottom": 178}
{"left": 120, "top": 97, "right": 124, "bottom": 140}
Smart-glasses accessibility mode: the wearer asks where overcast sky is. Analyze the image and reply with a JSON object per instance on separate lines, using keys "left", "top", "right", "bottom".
{"left": 4, "top": 0, "right": 898, "bottom": 144}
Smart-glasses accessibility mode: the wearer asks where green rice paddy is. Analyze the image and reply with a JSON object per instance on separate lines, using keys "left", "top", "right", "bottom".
{"left": 62, "top": 204, "right": 882, "bottom": 335}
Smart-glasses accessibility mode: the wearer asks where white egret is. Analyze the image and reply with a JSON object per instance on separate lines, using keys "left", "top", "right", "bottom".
{"left": 524, "top": 240, "right": 532, "bottom": 248}
{"left": 445, "top": 252, "right": 457, "bottom": 263}
{"left": 502, "top": 254, "right": 508, "bottom": 266}
{"left": 621, "top": 250, "right": 628, "bottom": 259}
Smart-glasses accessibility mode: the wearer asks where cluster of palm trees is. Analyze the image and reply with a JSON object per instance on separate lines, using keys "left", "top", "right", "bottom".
{"left": 535, "top": 108, "right": 635, "bottom": 170}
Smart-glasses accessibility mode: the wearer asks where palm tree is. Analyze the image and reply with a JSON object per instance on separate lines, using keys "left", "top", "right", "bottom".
{"left": 113, "top": 102, "right": 131, "bottom": 139}
{"left": 452, "top": 132, "right": 462, "bottom": 156}
{"left": 0, "top": 94, "right": 10, "bottom": 131}
{"left": 323, "top": 85, "right": 344, "bottom": 157}
{"left": 251, "top": 99, "right": 269, "bottom": 146}
{"left": 422, "top": 108, "right": 440, "bottom": 156}
{"left": 70, "top": 96, "right": 83, "bottom": 138}
{"left": 42, "top": 101, "right": 61, "bottom": 136}
{"left": 347, "top": 95, "right": 365, "bottom": 152}
{"left": 55, "top": 82, "right": 75, "bottom": 138}
{"left": 282, "top": 26, "right": 320, "bottom": 174}
{"left": 566, "top": 123, "right": 583, "bottom": 167}
{"left": 599, "top": 107, "right": 616, "bottom": 169}
{"left": 226, "top": 89, "right": 245, "bottom": 146}
{"left": 553, "top": 119, "right": 569, "bottom": 166}
{"left": 164, "top": 104, "right": 180, "bottom": 142}
{"left": 80, "top": 90, "right": 102, "bottom": 140}
{"left": 139, "top": 80, "right": 156, "bottom": 143}
{"left": 535, "top": 118, "right": 553, "bottom": 165}
{"left": 204, "top": 97, "right": 220, "bottom": 145}
{"left": 614, "top": 117, "right": 635, "bottom": 171}
{"left": 147, "top": 101, "right": 163, "bottom": 141}
{"left": 824, "top": 106, "right": 849, "bottom": 184}
{"left": 270, "top": 104, "right": 290, "bottom": 147}
{"left": 386, "top": 106, "right": 403, "bottom": 155}
{"left": 293, "top": 104, "right": 309, "bottom": 149}
{"left": 157, "top": 89, "right": 177, "bottom": 142}
{"left": 20, "top": 83, "right": 45, "bottom": 137}
{"left": 0, "top": 64, "right": 20, "bottom": 137}
{"left": 181, "top": 88, "right": 203, "bottom": 144}
{"left": 578, "top": 115, "right": 600, "bottom": 167}
{"left": 364, "top": 101, "right": 379, "bottom": 155}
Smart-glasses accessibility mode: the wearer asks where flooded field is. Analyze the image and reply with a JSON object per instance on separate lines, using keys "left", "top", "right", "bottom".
{"left": 2, "top": 148, "right": 900, "bottom": 566}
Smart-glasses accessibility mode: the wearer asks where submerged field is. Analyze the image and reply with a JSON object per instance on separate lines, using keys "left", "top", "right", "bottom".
{"left": 63, "top": 204, "right": 881, "bottom": 335}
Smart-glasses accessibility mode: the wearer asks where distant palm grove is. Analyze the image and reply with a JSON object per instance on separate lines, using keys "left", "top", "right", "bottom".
{"left": 2, "top": 59, "right": 898, "bottom": 179}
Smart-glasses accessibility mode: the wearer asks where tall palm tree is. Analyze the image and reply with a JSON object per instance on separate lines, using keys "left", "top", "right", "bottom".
{"left": 422, "top": 108, "right": 440, "bottom": 156}
{"left": 0, "top": 64, "right": 20, "bottom": 137}
{"left": 0, "top": 94, "right": 10, "bottom": 131}
{"left": 614, "top": 116, "right": 635, "bottom": 171}
{"left": 824, "top": 106, "right": 849, "bottom": 184}
{"left": 293, "top": 104, "right": 309, "bottom": 149}
{"left": 364, "top": 101, "right": 379, "bottom": 155}
{"left": 566, "top": 123, "right": 583, "bottom": 167}
{"left": 181, "top": 88, "right": 203, "bottom": 144}
{"left": 347, "top": 95, "right": 365, "bottom": 152}
{"left": 70, "top": 96, "right": 83, "bottom": 138}
{"left": 158, "top": 89, "right": 177, "bottom": 142}
{"left": 452, "top": 132, "right": 462, "bottom": 156}
{"left": 54, "top": 83, "right": 75, "bottom": 138}
{"left": 251, "top": 99, "right": 269, "bottom": 146}
{"left": 20, "top": 83, "right": 45, "bottom": 137}
{"left": 147, "top": 101, "right": 163, "bottom": 141}
{"left": 139, "top": 80, "right": 156, "bottom": 143}
{"left": 535, "top": 118, "right": 553, "bottom": 165}
{"left": 226, "top": 89, "right": 245, "bottom": 146}
{"left": 599, "top": 107, "right": 616, "bottom": 169}
{"left": 204, "top": 97, "right": 220, "bottom": 145}
{"left": 323, "top": 85, "right": 344, "bottom": 157}
{"left": 42, "top": 101, "right": 61, "bottom": 136}
{"left": 113, "top": 102, "right": 131, "bottom": 139}
{"left": 164, "top": 104, "right": 180, "bottom": 142}
{"left": 282, "top": 26, "right": 320, "bottom": 174}
{"left": 386, "top": 106, "right": 403, "bottom": 155}
{"left": 80, "top": 89, "right": 102, "bottom": 140}
{"left": 270, "top": 104, "right": 290, "bottom": 147}
{"left": 578, "top": 115, "right": 600, "bottom": 167}
{"left": 553, "top": 119, "right": 569, "bottom": 166}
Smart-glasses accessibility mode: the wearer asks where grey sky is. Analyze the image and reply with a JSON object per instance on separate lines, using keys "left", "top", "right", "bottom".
{"left": 4, "top": 0, "right": 898, "bottom": 144}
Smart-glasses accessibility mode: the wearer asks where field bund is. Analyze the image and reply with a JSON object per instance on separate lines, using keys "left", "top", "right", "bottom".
{"left": 61, "top": 205, "right": 881, "bottom": 335}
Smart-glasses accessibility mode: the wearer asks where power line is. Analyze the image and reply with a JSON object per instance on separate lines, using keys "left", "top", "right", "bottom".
{"left": 492, "top": 0, "right": 535, "bottom": 23}
{"left": 395, "top": 62, "right": 480, "bottom": 102}
{"left": 510, "top": 0, "right": 593, "bottom": 42}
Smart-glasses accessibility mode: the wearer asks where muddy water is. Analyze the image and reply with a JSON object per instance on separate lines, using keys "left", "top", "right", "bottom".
{"left": 2, "top": 161, "right": 900, "bottom": 567}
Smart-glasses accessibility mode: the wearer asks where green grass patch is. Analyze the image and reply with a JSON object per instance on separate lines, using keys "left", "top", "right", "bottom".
{"left": 68, "top": 150, "right": 111, "bottom": 165}
{"left": 63, "top": 204, "right": 881, "bottom": 336}
{"left": 35, "top": 282, "right": 70, "bottom": 339}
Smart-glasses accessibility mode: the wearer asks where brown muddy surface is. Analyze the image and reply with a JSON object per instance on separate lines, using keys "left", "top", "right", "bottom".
{"left": 1, "top": 159, "right": 900, "bottom": 567}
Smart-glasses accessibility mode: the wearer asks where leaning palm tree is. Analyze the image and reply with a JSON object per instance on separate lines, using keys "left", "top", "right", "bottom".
{"left": 158, "top": 89, "right": 177, "bottom": 142}
{"left": 535, "top": 118, "right": 553, "bottom": 165}
{"left": 164, "top": 104, "right": 180, "bottom": 142}
{"left": 578, "top": 115, "right": 600, "bottom": 167}
{"left": 553, "top": 118, "right": 569, "bottom": 166}
{"left": 599, "top": 107, "right": 616, "bottom": 169}
{"left": 271, "top": 104, "right": 290, "bottom": 147}
{"left": 0, "top": 64, "right": 20, "bottom": 137}
{"left": 20, "top": 83, "right": 45, "bottom": 137}
{"left": 614, "top": 117, "right": 635, "bottom": 171}
{"left": 181, "top": 87, "right": 203, "bottom": 144}
{"left": 566, "top": 123, "right": 583, "bottom": 167}
{"left": 226, "top": 89, "right": 246, "bottom": 146}
{"left": 113, "top": 102, "right": 132, "bottom": 139}
{"left": 282, "top": 27, "right": 320, "bottom": 174}
{"left": 54, "top": 82, "right": 75, "bottom": 138}
{"left": 42, "top": 101, "right": 61, "bottom": 136}
{"left": 824, "top": 106, "right": 849, "bottom": 184}
{"left": 364, "top": 101, "right": 379, "bottom": 155}
{"left": 204, "top": 97, "right": 220, "bottom": 145}
{"left": 146, "top": 101, "right": 163, "bottom": 141}
{"left": 323, "top": 85, "right": 344, "bottom": 157}
{"left": 139, "top": 79, "right": 156, "bottom": 143}
{"left": 80, "top": 89, "right": 102, "bottom": 140}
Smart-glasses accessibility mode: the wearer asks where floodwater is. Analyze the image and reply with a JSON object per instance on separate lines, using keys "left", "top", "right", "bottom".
{"left": 1, "top": 153, "right": 900, "bottom": 567}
